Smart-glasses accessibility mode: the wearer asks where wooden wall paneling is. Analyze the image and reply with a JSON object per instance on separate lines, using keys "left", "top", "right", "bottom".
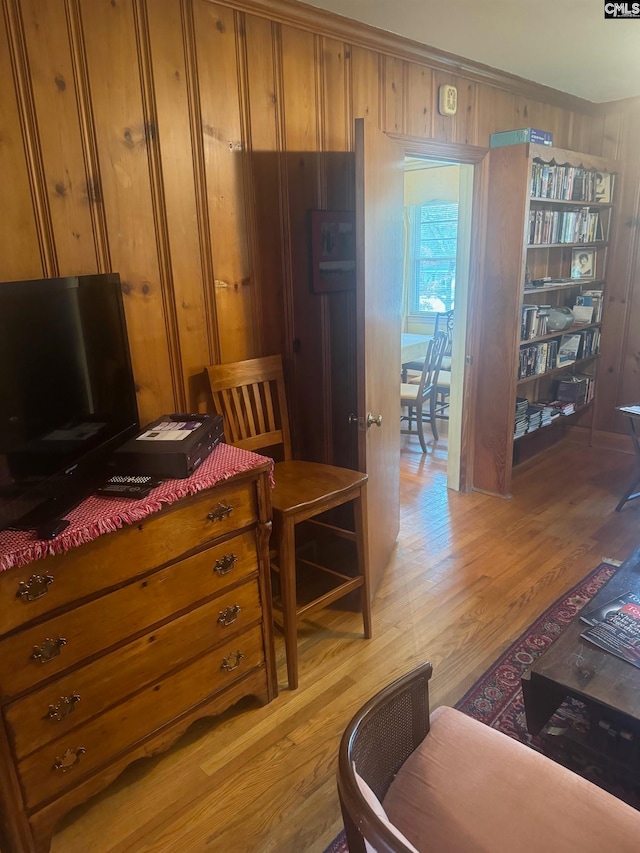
{"left": 432, "top": 72, "right": 477, "bottom": 146}
{"left": 596, "top": 108, "right": 640, "bottom": 435}
{"left": 0, "top": 0, "right": 49, "bottom": 280}
{"left": 405, "top": 62, "right": 433, "bottom": 139}
{"left": 350, "top": 45, "right": 381, "bottom": 131}
{"left": 19, "top": 0, "right": 99, "bottom": 276}
{"left": 193, "top": 1, "right": 254, "bottom": 363}
{"left": 243, "top": 13, "right": 287, "bottom": 360}
{"left": 382, "top": 55, "right": 406, "bottom": 136}
{"left": 512, "top": 100, "right": 566, "bottom": 150}
{"left": 475, "top": 86, "right": 518, "bottom": 148}
{"left": 146, "top": 0, "right": 214, "bottom": 409}
{"left": 279, "top": 23, "right": 324, "bottom": 460}
{"left": 79, "top": 0, "right": 176, "bottom": 424}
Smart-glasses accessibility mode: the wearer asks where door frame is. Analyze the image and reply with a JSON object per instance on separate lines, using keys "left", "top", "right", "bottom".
{"left": 389, "top": 135, "right": 489, "bottom": 492}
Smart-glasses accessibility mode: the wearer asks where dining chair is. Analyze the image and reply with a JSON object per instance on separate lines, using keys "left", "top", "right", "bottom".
{"left": 434, "top": 310, "right": 454, "bottom": 419}
{"left": 205, "top": 355, "right": 371, "bottom": 690}
{"left": 400, "top": 331, "right": 447, "bottom": 451}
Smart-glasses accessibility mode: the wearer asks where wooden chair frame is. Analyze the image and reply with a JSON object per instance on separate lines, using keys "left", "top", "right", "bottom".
{"left": 400, "top": 331, "right": 447, "bottom": 451}
{"left": 337, "top": 662, "right": 433, "bottom": 853}
{"left": 206, "top": 355, "right": 371, "bottom": 690}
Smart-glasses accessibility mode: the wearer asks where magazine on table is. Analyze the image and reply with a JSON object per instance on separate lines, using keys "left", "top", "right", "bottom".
{"left": 580, "top": 590, "right": 640, "bottom": 626}
{"left": 580, "top": 593, "right": 640, "bottom": 668}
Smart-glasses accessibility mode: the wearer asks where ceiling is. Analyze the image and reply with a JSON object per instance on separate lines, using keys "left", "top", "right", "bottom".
{"left": 302, "top": 0, "right": 640, "bottom": 103}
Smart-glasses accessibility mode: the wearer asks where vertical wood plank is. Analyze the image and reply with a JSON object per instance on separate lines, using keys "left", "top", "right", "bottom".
{"left": 79, "top": 0, "right": 176, "bottom": 423}
{"left": 146, "top": 0, "right": 214, "bottom": 407}
{"left": 406, "top": 62, "right": 433, "bottom": 140}
{"left": 350, "top": 45, "right": 380, "bottom": 131}
{"left": 20, "top": 0, "right": 99, "bottom": 275}
{"left": 243, "top": 13, "right": 287, "bottom": 360}
{"left": 475, "top": 86, "right": 517, "bottom": 147}
{"left": 193, "top": 1, "right": 254, "bottom": 363}
{"left": 280, "top": 22, "right": 324, "bottom": 459}
{"left": 382, "top": 55, "right": 405, "bottom": 135}
{"left": 0, "top": 2, "right": 41, "bottom": 279}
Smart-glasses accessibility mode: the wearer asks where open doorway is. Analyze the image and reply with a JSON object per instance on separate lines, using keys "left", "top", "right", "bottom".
{"left": 401, "top": 156, "right": 474, "bottom": 490}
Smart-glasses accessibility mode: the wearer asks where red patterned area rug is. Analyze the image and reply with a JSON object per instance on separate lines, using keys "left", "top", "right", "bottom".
{"left": 323, "top": 560, "right": 637, "bottom": 853}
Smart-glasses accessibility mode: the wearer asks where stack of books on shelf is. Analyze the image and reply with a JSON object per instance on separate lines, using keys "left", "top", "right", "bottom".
{"left": 530, "top": 164, "right": 610, "bottom": 202}
{"left": 556, "top": 372, "right": 595, "bottom": 405}
{"left": 526, "top": 405, "right": 542, "bottom": 433}
{"left": 521, "top": 304, "right": 551, "bottom": 339}
{"left": 546, "top": 399, "right": 576, "bottom": 416}
{"left": 514, "top": 397, "right": 529, "bottom": 439}
{"left": 518, "top": 339, "right": 559, "bottom": 378}
{"left": 573, "top": 290, "right": 603, "bottom": 323}
{"left": 528, "top": 208, "right": 602, "bottom": 245}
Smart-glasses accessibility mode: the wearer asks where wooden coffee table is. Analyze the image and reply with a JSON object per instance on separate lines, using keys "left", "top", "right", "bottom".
{"left": 522, "top": 548, "right": 640, "bottom": 778}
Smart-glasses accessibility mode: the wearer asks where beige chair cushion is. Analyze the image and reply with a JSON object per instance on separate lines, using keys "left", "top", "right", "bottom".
{"left": 436, "top": 370, "right": 450, "bottom": 389}
{"left": 383, "top": 705, "right": 640, "bottom": 853}
{"left": 400, "top": 383, "right": 420, "bottom": 401}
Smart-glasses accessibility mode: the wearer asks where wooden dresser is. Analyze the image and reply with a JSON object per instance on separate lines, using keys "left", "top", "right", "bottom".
{"left": 0, "top": 458, "right": 276, "bottom": 853}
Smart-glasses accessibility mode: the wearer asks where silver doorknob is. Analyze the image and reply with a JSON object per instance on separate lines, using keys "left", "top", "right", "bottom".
{"left": 348, "top": 413, "right": 358, "bottom": 424}
{"left": 367, "top": 413, "right": 383, "bottom": 428}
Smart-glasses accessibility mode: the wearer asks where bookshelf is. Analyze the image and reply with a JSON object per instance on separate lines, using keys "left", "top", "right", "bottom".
{"left": 473, "top": 144, "right": 619, "bottom": 496}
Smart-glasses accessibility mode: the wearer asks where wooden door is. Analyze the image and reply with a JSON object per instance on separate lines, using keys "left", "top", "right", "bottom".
{"left": 355, "top": 118, "right": 404, "bottom": 595}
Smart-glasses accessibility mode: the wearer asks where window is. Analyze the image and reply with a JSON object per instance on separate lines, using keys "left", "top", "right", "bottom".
{"left": 408, "top": 201, "right": 458, "bottom": 314}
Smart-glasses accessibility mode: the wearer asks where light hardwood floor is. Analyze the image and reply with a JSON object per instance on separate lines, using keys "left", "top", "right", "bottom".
{"left": 49, "top": 436, "right": 640, "bottom": 853}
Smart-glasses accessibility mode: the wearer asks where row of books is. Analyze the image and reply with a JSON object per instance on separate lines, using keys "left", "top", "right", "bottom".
{"left": 518, "top": 331, "right": 600, "bottom": 378}
{"left": 528, "top": 208, "right": 603, "bottom": 245}
{"left": 574, "top": 290, "right": 603, "bottom": 323}
{"left": 530, "top": 163, "right": 611, "bottom": 202}
{"left": 521, "top": 304, "right": 551, "bottom": 340}
{"left": 513, "top": 396, "right": 576, "bottom": 439}
{"left": 519, "top": 340, "right": 559, "bottom": 378}
{"left": 557, "top": 329, "right": 600, "bottom": 366}
{"left": 557, "top": 372, "right": 596, "bottom": 405}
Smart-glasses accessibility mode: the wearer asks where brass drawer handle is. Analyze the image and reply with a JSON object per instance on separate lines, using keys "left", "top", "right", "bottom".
{"left": 221, "top": 651, "right": 244, "bottom": 672}
{"left": 52, "top": 746, "right": 86, "bottom": 773}
{"left": 16, "top": 574, "right": 54, "bottom": 603}
{"left": 207, "top": 502, "right": 233, "bottom": 523}
{"left": 31, "top": 637, "right": 67, "bottom": 664}
{"left": 46, "top": 693, "right": 81, "bottom": 722}
{"left": 214, "top": 553, "right": 238, "bottom": 576}
{"left": 217, "top": 604, "right": 241, "bottom": 627}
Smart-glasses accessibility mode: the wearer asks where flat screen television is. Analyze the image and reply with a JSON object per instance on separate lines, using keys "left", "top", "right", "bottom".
{"left": 0, "top": 273, "right": 139, "bottom": 537}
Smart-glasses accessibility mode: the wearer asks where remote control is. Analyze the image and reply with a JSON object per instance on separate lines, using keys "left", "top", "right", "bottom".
{"left": 96, "top": 474, "right": 162, "bottom": 499}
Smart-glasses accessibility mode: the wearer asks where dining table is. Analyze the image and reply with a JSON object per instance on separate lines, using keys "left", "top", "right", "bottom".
{"left": 401, "top": 333, "right": 431, "bottom": 366}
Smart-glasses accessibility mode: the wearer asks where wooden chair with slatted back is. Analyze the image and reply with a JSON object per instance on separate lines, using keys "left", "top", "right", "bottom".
{"left": 400, "top": 331, "right": 447, "bottom": 451}
{"left": 205, "top": 355, "right": 371, "bottom": 690}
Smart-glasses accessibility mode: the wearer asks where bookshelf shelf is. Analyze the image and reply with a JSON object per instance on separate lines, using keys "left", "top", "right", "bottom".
{"left": 530, "top": 198, "right": 613, "bottom": 209}
{"left": 474, "top": 142, "right": 618, "bottom": 496}
{"left": 523, "top": 279, "right": 605, "bottom": 295}
{"left": 517, "top": 354, "right": 599, "bottom": 386}
{"left": 526, "top": 241, "right": 607, "bottom": 250}
{"left": 520, "top": 322, "right": 602, "bottom": 346}
{"left": 513, "top": 402, "right": 594, "bottom": 443}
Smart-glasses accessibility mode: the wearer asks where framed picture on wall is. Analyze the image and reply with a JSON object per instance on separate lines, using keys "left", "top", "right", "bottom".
{"left": 310, "top": 210, "right": 356, "bottom": 293}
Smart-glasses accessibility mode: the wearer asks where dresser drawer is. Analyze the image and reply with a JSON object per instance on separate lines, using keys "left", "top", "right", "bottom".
{"left": 0, "top": 528, "right": 259, "bottom": 699}
{"left": 17, "top": 625, "right": 266, "bottom": 809}
{"left": 5, "top": 578, "right": 263, "bottom": 760}
{"left": 0, "top": 478, "right": 258, "bottom": 638}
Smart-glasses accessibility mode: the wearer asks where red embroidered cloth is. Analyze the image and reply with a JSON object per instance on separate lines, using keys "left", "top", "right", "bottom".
{"left": 0, "top": 443, "right": 273, "bottom": 573}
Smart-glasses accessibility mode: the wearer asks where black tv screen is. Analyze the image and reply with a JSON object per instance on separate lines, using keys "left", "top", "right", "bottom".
{"left": 0, "top": 273, "right": 139, "bottom": 535}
